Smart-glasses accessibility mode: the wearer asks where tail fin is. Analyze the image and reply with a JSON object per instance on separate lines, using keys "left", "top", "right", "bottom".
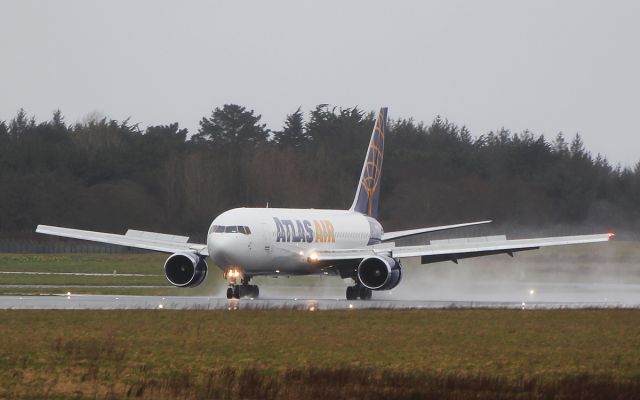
{"left": 349, "top": 107, "right": 387, "bottom": 219}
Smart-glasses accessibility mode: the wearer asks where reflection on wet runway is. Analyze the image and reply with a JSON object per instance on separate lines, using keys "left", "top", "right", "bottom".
{"left": 0, "top": 296, "right": 636, "bottom": 310}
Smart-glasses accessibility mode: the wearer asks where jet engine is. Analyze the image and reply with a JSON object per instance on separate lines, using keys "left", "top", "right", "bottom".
{"left": 357, "top": 255, "right": 402, "bottom": 290}
{"left": 164, "top": 252, "right": 208, "bottom": 288}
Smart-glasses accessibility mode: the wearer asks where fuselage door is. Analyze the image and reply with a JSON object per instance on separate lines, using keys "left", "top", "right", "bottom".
{"left": 261, "top": 222, "right": 272, "bottom": 255}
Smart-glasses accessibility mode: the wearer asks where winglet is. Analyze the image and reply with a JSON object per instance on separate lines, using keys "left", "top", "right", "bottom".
{"left": 350, "top": 107, "right": 387, "bottom": 219}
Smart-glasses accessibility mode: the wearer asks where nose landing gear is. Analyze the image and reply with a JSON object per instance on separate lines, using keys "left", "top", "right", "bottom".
{"left": 226, "top": 284, "right": 259, "bottom": 299}
{"left": 225, "top": 270, "right": 259, "bottom": 299}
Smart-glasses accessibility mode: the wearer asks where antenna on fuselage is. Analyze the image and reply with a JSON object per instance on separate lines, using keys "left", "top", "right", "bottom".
{"left": 266, "top": 201, "right": 269, "bottom": 208}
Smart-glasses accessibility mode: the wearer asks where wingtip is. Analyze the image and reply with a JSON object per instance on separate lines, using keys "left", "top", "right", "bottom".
{"left": 607, "top": 232, "right": 616, "bottom": 240}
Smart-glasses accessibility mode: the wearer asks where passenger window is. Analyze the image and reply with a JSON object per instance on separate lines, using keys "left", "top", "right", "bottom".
{"left": 244, "top": 226, "right": 251, "bottom": 235}
{"left": 225, "top": 226, "right": 238, "bottom": 233}
{"left": 214, "top": 226, "right": 225, "bottom": 233}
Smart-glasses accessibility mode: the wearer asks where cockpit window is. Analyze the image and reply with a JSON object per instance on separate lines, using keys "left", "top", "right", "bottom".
{"left": 211, "top": 225, "right": 251, "bottom": 234}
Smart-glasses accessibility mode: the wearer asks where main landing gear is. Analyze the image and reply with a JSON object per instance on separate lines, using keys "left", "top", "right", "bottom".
{"left": 346, "top": 283, "right": 372, "bottom": 300}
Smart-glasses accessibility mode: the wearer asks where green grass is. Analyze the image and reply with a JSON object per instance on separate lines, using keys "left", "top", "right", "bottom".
{"left": 0, "top": 253, "right": 228, "bottom": 295}
{"left": 0, "top": 273, "right": 166, "bottom": 286}
{"left": 0, "top": 286, "right": 181, "bottom": 296}
{"left": 0, "top": 309, "right": 639, "bottom": 399}
{"left": 0, "top": 253, "right": 165, "bottom": 274}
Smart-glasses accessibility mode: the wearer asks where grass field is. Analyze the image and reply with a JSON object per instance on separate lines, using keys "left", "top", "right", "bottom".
{"left": 0, "top": 309, "right": 639, "bottom": 399}
{"left": 0, "top": 253, "right": 225, "bottom": 296}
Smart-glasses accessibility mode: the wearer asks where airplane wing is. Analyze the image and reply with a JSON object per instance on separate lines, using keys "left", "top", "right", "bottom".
{"left": 35, "top": 225, "right": 208, "bottom": 256}
{"left": 311, "top": 233, "right": 613, "bottom": 265}
{"left": 390, "top": 233, "right": 612, "bottom": 263}
{"left": 381, "top": 220, "right": 492, "bottom": 241}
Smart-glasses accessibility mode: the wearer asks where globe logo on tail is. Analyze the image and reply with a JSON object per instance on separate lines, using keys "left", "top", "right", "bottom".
{"left": 361, "top": 110, "right": 385, "bottom": 216}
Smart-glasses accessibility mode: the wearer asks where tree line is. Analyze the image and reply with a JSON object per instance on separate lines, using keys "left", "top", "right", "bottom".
{"left": 1, "top": 104, "right": 639, "bottom": 241}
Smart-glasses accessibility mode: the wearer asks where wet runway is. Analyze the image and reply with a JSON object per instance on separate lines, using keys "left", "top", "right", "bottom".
{"left": 1, "top": 292, "right": 639, "bottom": 310}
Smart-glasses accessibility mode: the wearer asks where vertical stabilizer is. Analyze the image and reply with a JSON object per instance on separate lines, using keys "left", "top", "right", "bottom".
{"left": 349, "top": 107, "right": 387, "bottom": 218}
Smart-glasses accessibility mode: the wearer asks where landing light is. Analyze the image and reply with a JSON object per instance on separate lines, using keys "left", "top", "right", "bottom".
{"left": 158, "top": 304, "right": 164, "bottom": 309}
{"left": 529, "top": 289, "right": 535, "bottom": 295}
{"left": 227, "top": 269, "right": 241, "bottom": 278}
{"left": 309, "top": 253, "right": 319, "bottom": 262}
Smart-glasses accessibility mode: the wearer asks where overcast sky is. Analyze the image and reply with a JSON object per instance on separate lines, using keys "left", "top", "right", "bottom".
{"left": 1, "top": 1, "right": 638, "bottom": 166}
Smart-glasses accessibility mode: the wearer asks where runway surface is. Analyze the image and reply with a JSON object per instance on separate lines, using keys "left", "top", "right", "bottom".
{"left": 1, "top": 279, "right": 639, "bottom": 310}
{"left": 1, "top": 293, "right": 639, "bottom": 310}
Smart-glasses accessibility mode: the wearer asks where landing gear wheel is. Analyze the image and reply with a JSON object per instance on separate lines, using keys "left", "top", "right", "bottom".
{"left": 346, "top": 285, "right": 372, "bottom": 300}
{"left": 232, "top": 285, "right": 240, "bottom": 299}
{"left": 359, "top": 286, "right": 372, "bottom": 300}
{"left": 226, "top": 287, "right": 234, "bottom": 299}
{"left": 252, "top": 285, "right": 260, "bottom": 299}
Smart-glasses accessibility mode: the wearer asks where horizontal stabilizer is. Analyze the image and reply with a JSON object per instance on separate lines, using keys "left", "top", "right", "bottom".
{"left": 382, "top": 220, "right": 492, "bottom": 241}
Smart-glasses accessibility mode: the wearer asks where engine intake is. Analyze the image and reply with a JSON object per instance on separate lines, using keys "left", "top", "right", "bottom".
{"left": 164, "top": 252, "right": 208, "bottom": 288}
{"left": 357, "top": 255, "right": 402, "bottom": 290}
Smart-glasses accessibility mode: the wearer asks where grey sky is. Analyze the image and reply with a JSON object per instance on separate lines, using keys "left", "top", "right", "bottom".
{"left": 1, "top": 0, "right": 638, "bottom": 166}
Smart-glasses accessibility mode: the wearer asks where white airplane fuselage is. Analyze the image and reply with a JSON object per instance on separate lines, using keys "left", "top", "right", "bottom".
{"left": 207, "top": 207, "right": 383, "bottom": 276}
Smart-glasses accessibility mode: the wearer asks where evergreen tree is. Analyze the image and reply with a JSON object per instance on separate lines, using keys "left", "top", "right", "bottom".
{"left": 570, "top": 133, "right": 588, "bottom": 160}
{"left": 273, "top": 107, "right": 308, "bottom": 147}
{"left": 51, "top": 109, "right": 66, "bottom": 130}
{"left": 194, "top": 104, "right": 268, "bottom": 146}
{"left": 8, "top": 108, "right": 35, "bottom": 137}
{"left": 552, "top": 133, "right": 569, "bottom": 155}
{"left": 0, "top": 120, "right": 7, "bottom": 138}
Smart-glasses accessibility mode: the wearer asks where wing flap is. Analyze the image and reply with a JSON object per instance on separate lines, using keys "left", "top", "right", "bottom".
{"left": 125, "top": 230, "right": 189, "bottom": 243}
{"left": 36, "top": 225, "right": 208, "bottom": 256}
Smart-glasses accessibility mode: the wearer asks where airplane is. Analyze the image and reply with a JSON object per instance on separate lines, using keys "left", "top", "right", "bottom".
{"left": 36, "top": 107, "right": 614, "bottom": 300}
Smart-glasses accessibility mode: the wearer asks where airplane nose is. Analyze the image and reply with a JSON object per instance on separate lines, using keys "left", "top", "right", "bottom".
{"left": 207, "top": 234, "right": 238, "bottom": 266}
{"left": 207, "top": 234, "right": 228, "bottom": 260}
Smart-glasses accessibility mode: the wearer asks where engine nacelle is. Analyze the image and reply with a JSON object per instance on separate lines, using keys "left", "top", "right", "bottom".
{"left": 357, "top": 255, "right": 402, "bottom": 290}
{"left": 164, "top": 252, "right": 208, "bottom": 288}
